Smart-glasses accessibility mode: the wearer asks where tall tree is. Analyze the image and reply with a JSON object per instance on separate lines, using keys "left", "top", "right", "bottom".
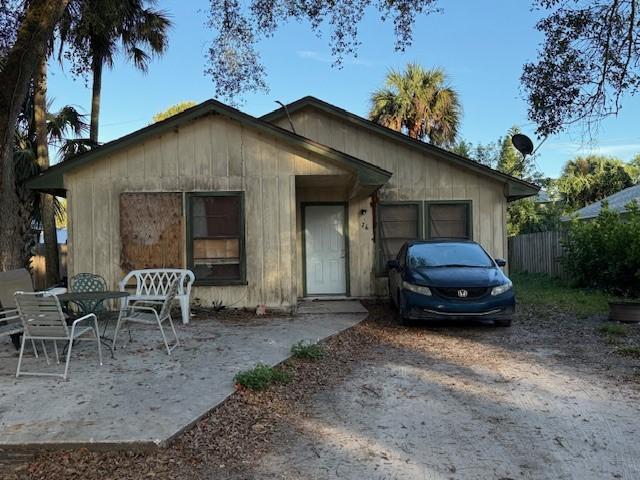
{"left": 0, "top": 0, "right": 443, "bottom": 269}
{"left": 152, "top": 101, "right": 197, "bottom": 123}
{"left": 369, "top": 64, "right": 461, "bottom": 146}
{"left": 495, "top": 126, "right": 542, "bottom": 182}
{"left": 558, "top": 155, "right": 634, "bottom": 209}
{"left": 493, "top": 127, "right": 549, "bottom": 236}
{"left": 59, "top": 0, "right": 171, "bottom": 142}
{"left": 14, "top": 92, "right": 88, "bottom": 272}
{"left": 0, "top": 0, "right": 71, "bottom": 271}
{"left": 449, "top": 139, "right": 498, "bottom": 167}
{"left": 522, "top": 0, "right": 640, "bottom": 137}
{"left": 34, "top": 59, "right": 60, "bottom": 285}
{"left": 625, "top": 153, "right": 640, "bottom": 183}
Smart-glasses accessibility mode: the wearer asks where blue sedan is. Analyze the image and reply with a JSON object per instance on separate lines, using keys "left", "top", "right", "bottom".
{"left": 387, "top": 240, "right": 515, "bottom": 326}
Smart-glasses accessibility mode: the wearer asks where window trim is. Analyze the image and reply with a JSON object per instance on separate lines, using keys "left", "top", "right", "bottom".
{"left": 425, "top": 200, "right": 473, "bottom": 241}
{"left": 186, "top": 191, "right": 247, "bottom": 286}
{"left": 375, "top": 201, "right": 423, "bottom": 276}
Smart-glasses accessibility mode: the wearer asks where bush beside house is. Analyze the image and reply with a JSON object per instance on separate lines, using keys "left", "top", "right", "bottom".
{"left": 562, "top": 203, "right": 640, "bottom": 298}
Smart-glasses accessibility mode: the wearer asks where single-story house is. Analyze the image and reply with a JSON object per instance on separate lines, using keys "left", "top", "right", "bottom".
{"left": 28, "top": 96, "right": 539, "bottom": 310}
{"left": 562, "top": 183, "right": 640, "bottom": 222}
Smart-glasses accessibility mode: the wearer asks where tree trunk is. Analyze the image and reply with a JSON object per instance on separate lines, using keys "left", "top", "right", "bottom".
{"left": 407, "top": 122, "right": 422, "bottom": 140}
{"left": 34, "top": 59, "right": 60, "bottom": 285}
{"left": 0, "top": 0, "right": 70, "bottom": 271}
{"left": 89, "top": 55, "right": 103, "bottom": 143}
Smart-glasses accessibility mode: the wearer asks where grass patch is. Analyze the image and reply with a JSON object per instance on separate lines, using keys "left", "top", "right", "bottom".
{"left": 511, "top": 273, "right": 609, "bottom": 316}
{"left": 616, "top": 346, "right": 640, "bottom": 358}
{"left": 598, "top": 323, "right": 627, "bottom": 336}
{"left": 233, "top": 363, "right": 291, "bottom": 391}
{"left": 291, "top": 340, "right": 325, "bottom": 360}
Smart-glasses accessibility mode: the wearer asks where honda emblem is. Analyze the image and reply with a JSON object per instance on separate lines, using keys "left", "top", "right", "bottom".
{"left": 457, "top": 289, "right": 468, "bottom": 298}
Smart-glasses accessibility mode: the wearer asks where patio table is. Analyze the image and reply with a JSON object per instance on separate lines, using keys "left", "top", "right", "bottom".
{"left": 56, "top": 291, "right": 129, "bottom": 357}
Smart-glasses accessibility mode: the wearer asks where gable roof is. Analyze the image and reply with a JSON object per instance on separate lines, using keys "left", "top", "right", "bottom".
{"left": 562, "top": 183, "right": 640, "bottom": 221}
{"left": 27, "top": 98, "right": 392, "bottom": 195}
{"left": 262, "top": 96, "right": 540, "bottom": 201}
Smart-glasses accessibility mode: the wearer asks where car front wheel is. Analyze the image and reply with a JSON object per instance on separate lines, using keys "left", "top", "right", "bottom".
{"left": 388, "top": 278, "right": 397, "bottom": 308}
{"left": 396, "top": 290, "right": 410, "bottom": 326}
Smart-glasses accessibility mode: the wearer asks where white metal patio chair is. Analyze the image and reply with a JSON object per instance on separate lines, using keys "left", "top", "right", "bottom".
{"left": 113, "top": 278, "right": 180, "bottom": 355}
{"left": 0, "top": 268, "right": 66, "bottom": 350}
{"left": 119, "top": 269, "right": 194, "bottom": 325}
{"left": 14, "top": 292, "right": 102, "bottom": 380}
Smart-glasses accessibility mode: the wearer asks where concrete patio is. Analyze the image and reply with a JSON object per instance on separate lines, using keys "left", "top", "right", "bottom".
{"left": 0, "top": 300, "right": 367, "bottom": 452}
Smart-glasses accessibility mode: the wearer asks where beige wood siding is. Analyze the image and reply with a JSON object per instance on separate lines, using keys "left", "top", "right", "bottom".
{"left": 64, "top": 114, "right": 349, "bottom": 309}
{"left": 65, "top": 104, "right": 510, "bottom": 307}
{"left": 274, "top": 107, "right": 509, "bottom": 294}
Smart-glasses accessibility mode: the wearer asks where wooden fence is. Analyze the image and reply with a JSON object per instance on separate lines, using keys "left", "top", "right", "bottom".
{"left": 508, "top": 230, "right": 568, "bottom": 278}
{"left": 31, "top": 244, "right": 68, "bottom": 290}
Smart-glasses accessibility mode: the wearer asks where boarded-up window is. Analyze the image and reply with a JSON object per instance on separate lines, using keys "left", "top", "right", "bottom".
{"left": 187, "top": 193, "right": 245, "bottom": 283}
{"left": 377, "top": 203, "right": 421, "bottom": 273}
{"left": 120, "top": 193, "right": 184, "bottom": 271}
{"left": 427, "top": 203, "right": 471, "bottom": 239}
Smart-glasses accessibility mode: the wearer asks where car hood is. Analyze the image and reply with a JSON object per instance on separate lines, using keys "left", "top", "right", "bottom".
{"left": 409, "top": 266, "right": 507, "bottom": 287}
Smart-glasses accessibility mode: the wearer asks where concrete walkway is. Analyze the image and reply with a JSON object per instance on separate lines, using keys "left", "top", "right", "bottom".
{"left": 0, "top": 301, "right": 366, "bottom": 451}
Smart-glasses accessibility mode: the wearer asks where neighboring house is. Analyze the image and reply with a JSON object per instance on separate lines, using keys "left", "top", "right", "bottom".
{"left": 562, "top": 183, "right": 640, "bottom": 222}
{"left": 534, "top": 190, "right": 552, "bottom": 205}
{"left": 28, "top": 96, "right": 538, "bottom": 310}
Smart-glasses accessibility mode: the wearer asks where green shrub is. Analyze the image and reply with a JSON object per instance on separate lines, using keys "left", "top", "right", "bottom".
{"left": 291, "top": 340, "right": 325, "bottom": 360}
{"left": 234, "top": 363, "right": 291, "bottom": 390}
{"left": 563, "top": 202, "right": 640, "bottom": 297}
{"left": 598, "top": 323, "right": 627, "bottom": 336}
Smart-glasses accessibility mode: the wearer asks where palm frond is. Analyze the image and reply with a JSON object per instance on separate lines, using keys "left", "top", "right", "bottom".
{"left": 57, "top": 138, "right": 96, "bottom": 161}
{"left": 369, "top": 63, "right": 461, "bottom": 144}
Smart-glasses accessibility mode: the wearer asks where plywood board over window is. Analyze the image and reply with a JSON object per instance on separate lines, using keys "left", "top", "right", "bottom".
{"left": 120, "top": 193, "right": 184, "bottom": 271}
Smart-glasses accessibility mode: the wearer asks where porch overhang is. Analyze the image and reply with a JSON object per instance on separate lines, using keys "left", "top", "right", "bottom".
{"left": 295, "top": 173, "right": 387, "bottom": 200}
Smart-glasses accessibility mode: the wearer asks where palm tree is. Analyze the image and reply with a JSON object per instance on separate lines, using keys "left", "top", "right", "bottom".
{"left": 369, "top": 64, "right": 461, "bottom": 147}
{"left": 14, "top": 92, "right": 89, "bottom": 272}
{"left": 59, "top": 0, "right": 171, "bottom": 142}
{"left": 34, "top": 57, "right": 60, "bottom": 285}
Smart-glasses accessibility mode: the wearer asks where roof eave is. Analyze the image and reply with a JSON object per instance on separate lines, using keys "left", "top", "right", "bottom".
{"left": 263, "top": 97, "right": 540, "bottom": 200}
{"left": 27, "top": 98, "right": 392, "bottom": 192}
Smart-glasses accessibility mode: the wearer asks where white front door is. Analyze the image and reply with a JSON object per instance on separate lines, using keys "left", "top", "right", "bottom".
{"left": 304, "top": 204, "right": 347, "bottom": 295}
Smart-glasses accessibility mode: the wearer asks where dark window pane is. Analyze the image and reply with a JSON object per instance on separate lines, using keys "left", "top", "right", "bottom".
{"left": 429, "top": 204, "right": 469, "bottom": 239}
{"left": 189, "top": 194, "right": 243, "bottom": 282}
{"left": 192, "top": 196, "right": 241, "bottom": 237}
{"left": 194, "top": 263, "right": 241, "bottom": 281}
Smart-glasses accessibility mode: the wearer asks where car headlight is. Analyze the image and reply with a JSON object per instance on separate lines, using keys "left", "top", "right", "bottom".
{"left": 402, "top": 281, "right": 432, "bottom": 296}
{"left": 491, "top": 281, "right": 513, "bottom": 296}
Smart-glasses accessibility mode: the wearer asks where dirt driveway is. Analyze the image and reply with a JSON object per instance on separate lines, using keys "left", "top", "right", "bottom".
{"left": 243, "top": 303, "right": 640, "bottom": 480}
{"left": 5, "top": 301, "right": 640, "bottom": 480}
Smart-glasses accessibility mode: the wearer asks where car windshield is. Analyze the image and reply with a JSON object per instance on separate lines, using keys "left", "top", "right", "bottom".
{"left": 407, "top": 242, "right": 494, "bottom": 268}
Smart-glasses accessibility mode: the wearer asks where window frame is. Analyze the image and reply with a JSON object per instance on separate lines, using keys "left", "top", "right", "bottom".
{"left": 425, "top": 200, "right": 473, "bottom": 241}
{"left": 376, "top": 200, "right": 473, "bottom": 277}
{"left": 186, "top": 191, "right": 247, "bottom": 286}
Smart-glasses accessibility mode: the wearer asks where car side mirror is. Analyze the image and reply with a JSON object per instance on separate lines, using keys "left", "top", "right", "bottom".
{"left": 387, "top": 259, "right": 400, "bottom": 270}
{"left": 495, "top": 258, "right": 507, "bottom": 267}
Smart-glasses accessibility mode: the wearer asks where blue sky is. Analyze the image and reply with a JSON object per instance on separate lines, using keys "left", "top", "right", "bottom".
{"left": 47, "top": 0, "right": 640, "bottom": 178}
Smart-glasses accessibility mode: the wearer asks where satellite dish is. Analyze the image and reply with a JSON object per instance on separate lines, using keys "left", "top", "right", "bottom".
{"left": 512, "top": 133, "right": 534, "bottom": 157}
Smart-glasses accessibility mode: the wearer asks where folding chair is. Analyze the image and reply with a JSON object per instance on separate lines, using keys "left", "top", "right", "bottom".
{"left": 15, "top": 292, "right": 102, "bottom": 380}
{"left": 113, "top": 278, "right": 180, "bottom": 355}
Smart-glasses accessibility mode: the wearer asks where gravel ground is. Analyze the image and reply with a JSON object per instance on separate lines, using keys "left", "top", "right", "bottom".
{"left": 3, "top": 300, "right": 640, "bottom": 480}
